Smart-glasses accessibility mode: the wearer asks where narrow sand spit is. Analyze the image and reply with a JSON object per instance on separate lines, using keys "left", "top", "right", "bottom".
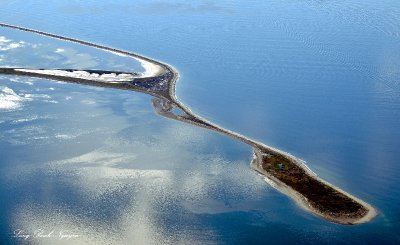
{"left": 0, "top": 22, "right": 378, "bottom": 225}
{"left": 14, "top": 69, "right": 136, "bottom": 83}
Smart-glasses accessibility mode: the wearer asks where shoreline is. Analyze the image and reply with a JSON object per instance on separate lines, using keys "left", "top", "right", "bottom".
{"left": 0, "top": 23, "right": 377, "bottom": 225}
{"left": 250, "top": 150, "right": 377, "bottom": 225}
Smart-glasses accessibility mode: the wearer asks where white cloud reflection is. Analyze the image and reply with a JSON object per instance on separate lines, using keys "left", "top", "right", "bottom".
{"left": 0, "top": 81, "right": 56, "bottom": 112}
{"left": 0, "top": 36, "right": 11, "bottom": 43}
{"left": 53, "top": 47, "right": 98, "bottom": 69}
{"left": 1, "top": 30, "right": 268, "bottom": 244}
{"left": 0, "top": 36, "right": 26, "bottom": 51}
{"left": 2, "top": 86, "right": 272, "bottom": 244}
{"left": 0, "top": 86, "right": 27, "bottom": 110}
{"left": 8, "top": 114, "right": 268, "bottom": 244}
{"left": 2, "top": 70, "right": 266, "bottom": 244}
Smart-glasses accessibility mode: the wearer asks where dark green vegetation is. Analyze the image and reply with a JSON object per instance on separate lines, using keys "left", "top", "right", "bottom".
{"left": 254, "top": 149, "right": 368, "bottom": 223}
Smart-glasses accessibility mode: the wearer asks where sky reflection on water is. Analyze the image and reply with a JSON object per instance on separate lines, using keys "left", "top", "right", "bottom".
{"left": 1, "top": 0, "right": 400, "bottom": 244}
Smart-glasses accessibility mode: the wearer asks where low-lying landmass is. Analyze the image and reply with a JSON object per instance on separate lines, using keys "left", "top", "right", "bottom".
{"left": 0, "top": 22, "right": 377, "bottom": 224}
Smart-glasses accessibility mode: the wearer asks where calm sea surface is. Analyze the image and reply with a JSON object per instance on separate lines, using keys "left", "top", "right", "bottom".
{"left": 1, "top": 0, "right": 399, "bottom": 244}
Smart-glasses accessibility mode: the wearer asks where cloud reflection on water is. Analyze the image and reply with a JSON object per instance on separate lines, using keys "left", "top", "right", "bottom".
{"left": 0, "top": 27, "right": 271, "bottom": 244}
{"left": 3, "top": 74, "right": 268, "bottom": 244}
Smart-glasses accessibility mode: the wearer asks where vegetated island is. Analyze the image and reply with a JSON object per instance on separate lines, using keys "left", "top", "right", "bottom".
{"left": 0, "top": 23, "right": 377, "bottom": 225}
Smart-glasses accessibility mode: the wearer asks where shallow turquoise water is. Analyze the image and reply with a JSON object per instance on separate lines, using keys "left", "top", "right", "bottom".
{"left": 1, "top": 0, "right": 400, "bottom": 244}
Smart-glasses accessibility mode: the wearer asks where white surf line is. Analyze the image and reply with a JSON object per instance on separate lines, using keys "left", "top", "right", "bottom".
{"left": 14, "top": 69, "right": 135, "bottom": 83}
{"left": 106, "top": 50, "right": 162, "bottom": 77}
{"left": 0, "top": 23, "right": 164, "bottom": 79}
{"left": 132, "top": 57, "right": 163, "bottom": 78}
{"left": 100, "top": 51, "right": 162, "bottom": 78}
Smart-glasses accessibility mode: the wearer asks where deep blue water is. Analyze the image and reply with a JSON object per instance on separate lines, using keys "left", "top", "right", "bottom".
{"left": 1, "top": 0, "right": 400, "bottom": 244}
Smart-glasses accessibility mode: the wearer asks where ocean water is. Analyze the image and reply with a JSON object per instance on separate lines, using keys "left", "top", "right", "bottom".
{"left": 1, "top": 0, "right": 400, "bottom": 244}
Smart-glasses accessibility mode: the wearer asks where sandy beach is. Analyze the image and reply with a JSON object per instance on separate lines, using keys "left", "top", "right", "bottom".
{"left": 0, "top": 22, "right": 377, "bottom": 225}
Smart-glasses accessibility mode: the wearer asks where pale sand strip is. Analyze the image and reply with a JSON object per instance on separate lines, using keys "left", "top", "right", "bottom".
{"left": 0, "top": 23, "right": 166, "bottom": 80}
{"left": 103, "top": 50, "right": 163, "bottom": 77}
{"left": 132, "top": 57, "right": 163, "bottom": 78}
{"left": 14, "top": 69, "right": 135, "bottom": 83}
{"left": 0, "top": 22, "right": 377, "bottom": 225}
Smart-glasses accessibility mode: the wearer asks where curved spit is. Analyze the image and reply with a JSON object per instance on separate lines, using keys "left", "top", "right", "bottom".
{"left": 0, "top": 23, "right": 377, "bottom": 225}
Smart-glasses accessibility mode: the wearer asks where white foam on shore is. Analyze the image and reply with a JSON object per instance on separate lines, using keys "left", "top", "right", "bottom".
{"left": 108, "top": 50, "right": 128, "bottom": 57}
{"left": 103, "top": 49, "right": 162, "bottom": 77}
{"left": 15, "top": 69, "right": 135, "bottom": 83}
{"left": 133, "top": 57, "right": 163, "bottom": 78}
